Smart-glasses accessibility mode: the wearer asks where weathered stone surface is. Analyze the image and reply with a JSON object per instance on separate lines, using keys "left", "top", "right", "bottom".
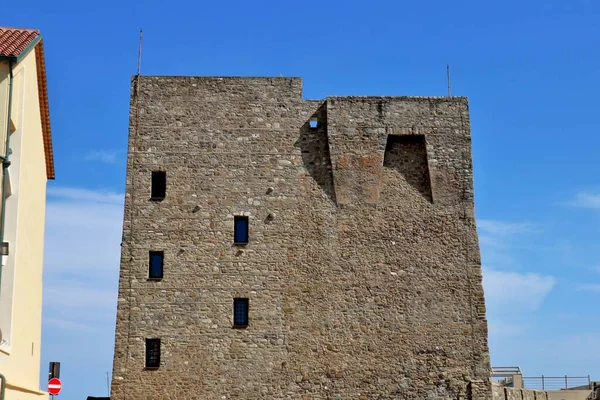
{"left": 504, "top": 387, "right": 522, "bottom": 400}
{"left": 491, "top": 382, "right": 505, "bottom": 400}
{"left": 522, "top": 389, "right": 536, "bottom": 400}
{"left": 111, "top": 76, "right": 491, "bottom": 399}
{"left": 493, "top": 385, "right": 550, "bottom": 400}
{"left": 536, "top": 390, "right": 550, "bottom": 400}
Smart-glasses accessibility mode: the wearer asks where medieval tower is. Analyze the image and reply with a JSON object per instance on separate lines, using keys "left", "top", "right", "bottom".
{"left": 110, "top": 76, "right": 492, "bottom": 399}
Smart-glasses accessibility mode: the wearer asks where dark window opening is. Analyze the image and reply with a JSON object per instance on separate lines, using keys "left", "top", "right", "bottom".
{"left": 309, "top": 118, "right": 318, "bottom": 129}
{"left": 149, "top": 251, "right": 164, "bottom": 280}
{"left": 234, "top": 216, "right": 249, "bottom": 244}
{"left": 233, "top": 298, "right": 249, "bottom": 328}
{"left": 151, "top": 171, "right": 166, "bottom": 200}
{"left": 145, "top": 338, "right": 161, "bottom": 369}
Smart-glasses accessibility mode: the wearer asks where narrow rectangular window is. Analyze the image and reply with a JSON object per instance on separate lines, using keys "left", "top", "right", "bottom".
{"left": 145, "top": 338, "right": 161, "bottom": 369}
{"left": 151, "top": 171, "right": 166, "bottom": 199}
{"left": 148, "top": 251, "right": 164, "bottom": 280}
{"left": 234, "top": 216, "right": 249, "bottom": 244}
{"left": 233, "top": 298, "right": 249, "bottom": 328}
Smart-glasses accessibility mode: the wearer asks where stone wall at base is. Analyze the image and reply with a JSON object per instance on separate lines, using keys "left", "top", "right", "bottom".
{"left": 110, "top": 76, "right": 492, "bottom": 399}
{"left": 492, "top": 382, "right": 549, "bottom": 400}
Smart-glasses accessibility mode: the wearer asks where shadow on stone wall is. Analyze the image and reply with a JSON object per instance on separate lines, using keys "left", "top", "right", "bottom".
{"left": 295, "top": 103, "right": 336, "bottom": 203}
{"left": 383, "top": 134, "right": 433, "bottom": 202}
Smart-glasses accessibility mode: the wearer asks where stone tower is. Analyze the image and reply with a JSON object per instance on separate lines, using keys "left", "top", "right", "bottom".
{"left": 110, "top": 76, "right": 491, "bottom": 399}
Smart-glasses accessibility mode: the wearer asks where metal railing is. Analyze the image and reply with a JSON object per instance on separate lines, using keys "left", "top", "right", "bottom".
{"left": 491, "top": 367, "right": 522, "bottom": 387}
{"left": 523, "top": 375, "right": 591, "bottom": 391}
{"left": 492, "top": 366, "right": 523, "bottom": 377}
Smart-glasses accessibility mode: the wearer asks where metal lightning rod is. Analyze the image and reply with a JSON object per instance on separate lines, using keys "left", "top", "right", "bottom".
{"left": 137, "top": 29, "right": 143, "bottom": 77}
{"left": 447, "top": 64, "right": 451, "bottom": 97}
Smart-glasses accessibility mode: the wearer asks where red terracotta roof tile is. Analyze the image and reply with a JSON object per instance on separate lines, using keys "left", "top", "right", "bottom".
{"left": 0, "top": 27, "right": 40, "bottom": 58}
{"left": 0, "top": 26, "right": 54, "bottom": 179}
{"left": 35, "top": 42, "right": 55, "bottom": 180}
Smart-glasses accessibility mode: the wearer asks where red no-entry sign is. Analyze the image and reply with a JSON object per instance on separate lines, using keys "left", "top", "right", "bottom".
{"left": 48, "top": 378, "right": 62, "bottom": 395}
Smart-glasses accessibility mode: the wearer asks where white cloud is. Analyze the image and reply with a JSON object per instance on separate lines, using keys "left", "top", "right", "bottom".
{"left": 487, "top": 320, "right": 526, "bottom": 337}
{"left": 478, "top": 219, "right": 534, "bottom": 236}
{"left": 577, "top": 283, "right": 600, "bottom": 292}
{"left": 44, "top": 284, "right": 117, "bottom": 311}
{"left": 84, "top": 150, "right": 121, "bottom": 164}
{"left": 489, "top": 332, "right": 600, "bottom": 377}
{"left": 47, "top": 186, "right": 123, "bottom": 204}
{"left": 477, "top": 219, "right": 540, "bottom": 276}
{"left": 477, "top": 234, "right": 503, "bottom": 249}
{"left": 477, "top": 219, "right": 536, "bottom": 254}
{"left": 44, "top": 317, "right": 97, "bottom": 332}
{"left": 567, "top": 191, "right": 600, "bottom": 211}
{"left": 41, "top": 185, "right": 122, "bottom": 398}
{"left": 43, "top": 186, "right": 123, "bottom": 329}
{"left": 43, "top": 186, "right": 124, "bottom": 277}
{"left": 483, "top": 266, "right": 556, "bottom": 355}
{"left": 44, "top": 205, "right": 122, "bottom": 274}
{"left": 482, "top": 266, "right": 556, "bottom": 311}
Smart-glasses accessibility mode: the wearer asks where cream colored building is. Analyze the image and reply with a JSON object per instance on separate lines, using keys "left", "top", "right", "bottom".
{"left": 0, "top": 27, "right": 55, "bottom": 400}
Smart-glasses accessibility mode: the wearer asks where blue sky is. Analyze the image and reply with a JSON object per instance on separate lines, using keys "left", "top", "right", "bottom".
{"left": 5, "top": 0, "right": 600, "bottom": 398}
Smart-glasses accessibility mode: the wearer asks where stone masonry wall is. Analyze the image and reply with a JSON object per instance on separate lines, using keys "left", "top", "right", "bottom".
{"left": 492, "top": 382, "right": 549, "bottom": 400}
{"left": 110, "top": 76, "right": 491, "bottom": 399}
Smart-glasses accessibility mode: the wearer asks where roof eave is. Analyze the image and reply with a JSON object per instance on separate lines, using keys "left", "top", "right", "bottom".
{"left": 34, "top": 40, "right": 55, "bottom": 180}
{"left": 0, "top": 30, "right": 54, "bottom": 180}
{"left": 0, "top": 34, "right": 42, "bottom": 62}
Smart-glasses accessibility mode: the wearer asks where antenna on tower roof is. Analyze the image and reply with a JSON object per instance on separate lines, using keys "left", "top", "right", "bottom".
{"left": 137, "top": 29, "right": 143, "bottom": 77}
{"left": 446, "top": 64, "right": 451, "bottom": 97}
